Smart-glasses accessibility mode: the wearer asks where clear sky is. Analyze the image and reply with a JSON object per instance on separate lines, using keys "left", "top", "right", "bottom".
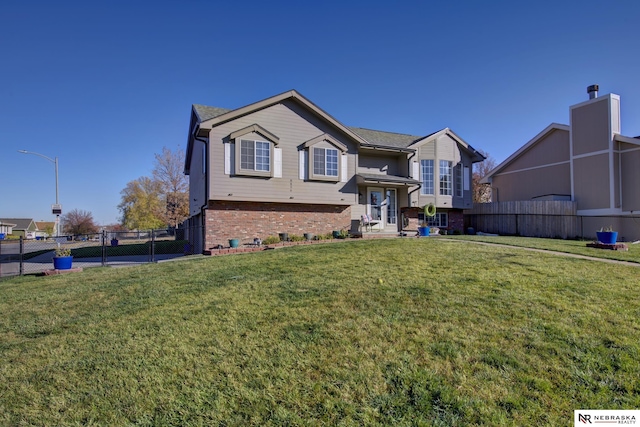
{"left": 2, "top": 0, "right": 639, "bottom": 226}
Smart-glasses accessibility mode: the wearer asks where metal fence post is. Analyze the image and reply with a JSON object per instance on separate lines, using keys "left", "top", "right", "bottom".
{"left": 101, "top": 229, "right": 107, "bottom": 267}
{"left": 19, "top": 236, "right": 24, "bottom": 276}
{"left": 151, "top": 229, "right": 156, "bottom": 263}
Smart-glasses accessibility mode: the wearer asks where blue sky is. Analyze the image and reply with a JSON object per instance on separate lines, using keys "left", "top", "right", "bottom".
{"left": 2, "top": 0, "right": 639, "bottom": 226}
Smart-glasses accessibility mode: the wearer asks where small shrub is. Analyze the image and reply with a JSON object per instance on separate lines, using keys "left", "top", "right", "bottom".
{"left": 55, "top": 246, "right": 72, "bottom": 257}
{"left": 289, "top": 234, "right": 305, "bottom": 242}
{"left": 262, "top": 235, "right": 280, "bottom": 245}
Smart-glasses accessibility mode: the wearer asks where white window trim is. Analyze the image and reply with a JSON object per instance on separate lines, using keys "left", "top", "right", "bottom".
{"left": 440, "top": 160, "right": 453, "bottom": 196}
{"left": 238, "top": 139, "right": 272, "bottom": 176}
{"left": 420, "top": 159, "right": 434, "bottom": 195}
{"left": 228, "top": 124, "right": 280, "bottom": 178}
{"left": 300, "top": 134, "right": 347, "bottom": 182}
{"left": 313, "top": 147, "right": 339, "bottom": 177}
{"left": 419, "top": 211, "right": 448, "bottom": 228}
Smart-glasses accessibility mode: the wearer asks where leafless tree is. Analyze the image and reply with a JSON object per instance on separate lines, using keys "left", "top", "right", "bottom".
{"left": 473, "top": 150, "right": 497, "bottom": 203}
{"left": 61, "top": 209, "right": 99, "bottom": 235}
{"left": 152, "top": 146, "right": 189, "bottom": 228}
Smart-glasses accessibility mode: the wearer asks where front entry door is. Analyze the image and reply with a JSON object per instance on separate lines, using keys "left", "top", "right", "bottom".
{"left": 367, "top": 187, "right": 399, "bottom": 231}
{"left": 367, "top": 188, "right": 384, "bottom": 231}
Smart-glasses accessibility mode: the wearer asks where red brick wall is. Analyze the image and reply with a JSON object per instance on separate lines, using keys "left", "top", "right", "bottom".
{"left": 204, "top": 201, "right": 351, "bottom": 249}
{"left": 400, "top": 207, "right": 465, "bottom": 233}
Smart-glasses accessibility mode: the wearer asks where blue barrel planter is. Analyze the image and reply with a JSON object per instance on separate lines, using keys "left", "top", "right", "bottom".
{"left": 596, "top": 231, "right": 617, "bottom": 244}
{"left": 418, "top": 226, "right": 430, "bottom": 237}
{"left": 53, "top": 256, "right": 73, "bottom": 270}
{"left": 229, "top": 238, "right": 239, "bottom": 248}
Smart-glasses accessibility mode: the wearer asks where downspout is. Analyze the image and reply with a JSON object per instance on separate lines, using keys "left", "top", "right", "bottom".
{"left": 407, "top": 151, "right": 421, "bottom": 207}
{"left": 194, "top": 126, "right": 209, "bottom": 252}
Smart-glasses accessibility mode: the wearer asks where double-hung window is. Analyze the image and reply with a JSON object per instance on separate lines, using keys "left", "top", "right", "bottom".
{"left": 420, "top": 160, "right": 434, "bottom": 195}
{"left": 240, "top": 139, "right": 270, "bottom": 172}
{"left": 439, "top": 160, "right": 452, "bottom": 196}
{"left": 313, "top": 147, "right": 339, "bottom": 177}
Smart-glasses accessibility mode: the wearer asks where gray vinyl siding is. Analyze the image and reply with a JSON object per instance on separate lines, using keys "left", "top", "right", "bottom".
{"left": 207, "top": 100, "right": 358, "bottom": 205}
{"left": 573, "top": 154, "right": 610, "bottom": 210}
{"left": 571, "top": 98, "right": 611, "bottom": 156}
{"left": 357, "top": 153, "right": 402, "bottom": 175}
{"left": 621, "top": 148, "right": 640, "bottom": 212}
{"left": 492, "top": 163, "right": 571, "bottom": 202}
{"left": 500, "top": 129, "right": 570, "bottom": 174}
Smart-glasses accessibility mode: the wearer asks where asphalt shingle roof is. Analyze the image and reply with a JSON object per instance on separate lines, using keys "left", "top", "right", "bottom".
{"left": 192, "top": 103, "right": 439, "bottom": 149}
{"left": 193, "top": 104, "right": 231, "bottom": 122}
{"left": 348, "top": 127, "right": 423, "bottom": 148}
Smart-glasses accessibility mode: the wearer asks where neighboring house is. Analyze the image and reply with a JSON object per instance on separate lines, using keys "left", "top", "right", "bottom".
{"left": 0, "top": 220, "right": 17, "bottom": 237}
{"left": 183, "top": 90, "right": 485, "bottom": 253}
{"left": 34, "top": 221, "right": 55, "bottom": 238}
{"left": 0, "top": 218, "right": 38, "bottom": 239}
{"left": 481, "top": 85, "right": 640, "bottom": 241}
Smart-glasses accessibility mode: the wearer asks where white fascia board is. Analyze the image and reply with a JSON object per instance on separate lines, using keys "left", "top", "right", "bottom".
{"left": 576, "top": 208, "right": 623, "bottom": 216}
{"left": 614, "top": 134, "right": 640, "bottom": 145}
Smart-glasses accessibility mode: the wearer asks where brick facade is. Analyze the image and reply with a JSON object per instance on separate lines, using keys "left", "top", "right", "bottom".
{"left": 400, "top": 207, "right": 465, "bottom": 234}
{"left": 204, "top": 201, "right": 351, "bottom": 249}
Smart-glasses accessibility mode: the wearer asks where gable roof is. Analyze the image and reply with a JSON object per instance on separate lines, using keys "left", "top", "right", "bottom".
{"left": 193, "top": 104, "right": 230, "bottom": 122}
{"left": 480, "top": 123, "right": 570, "bottom": 184}
{"left": 185, "top": 90, "right": 485, "bottom": 173}
{"left": 349, "top": 127, "right": 423, "bottom": 149}
{"left": 185, "top": 90, "right": 369, "bottom": 174}
{"left": 0, "top": 218, "right": 36, "bottom": 230}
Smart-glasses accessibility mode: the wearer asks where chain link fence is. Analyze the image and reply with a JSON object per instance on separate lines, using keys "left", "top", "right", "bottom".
{"left": 0, "top": 229, "right": 189, "bottom": 279}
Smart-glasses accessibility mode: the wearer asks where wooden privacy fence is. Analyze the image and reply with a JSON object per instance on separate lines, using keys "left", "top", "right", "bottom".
{"left": 466, "top": 201, "right": 579, "bottom": 239}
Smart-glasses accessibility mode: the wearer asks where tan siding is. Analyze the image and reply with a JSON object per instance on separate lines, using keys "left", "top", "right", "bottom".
{"left": 621, "top": 149, "right": 640, "bottom": 211}
{"left": 573, "top": 154, "right": 610, "bottom": 210}
{"left": 492, "top": 163, "right": 571, "bottom": 202}
{"left": 357, "top": 153, "right": 401, "bottom": 175}
{"left": 571, "top": 98, "right": 611, "bottom": 156}
{"left": 419, "top": 141, "right": 435, "bottom": 158}
{"left": 208, "top": 100, "right": 358, "bottom": 206}
{"left": 500, "top": 129, "right": 570, "bottom": 173}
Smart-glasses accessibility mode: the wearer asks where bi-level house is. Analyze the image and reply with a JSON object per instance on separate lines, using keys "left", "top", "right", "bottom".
{"left": 183, "top": 90, "right": 485, "bottom": 253}
{"left": 481, "top": 85, "right": 640, "bottom": 241}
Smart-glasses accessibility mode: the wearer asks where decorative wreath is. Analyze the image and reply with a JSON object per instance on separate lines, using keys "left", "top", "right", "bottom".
{"left": 424, "top": 203, "right": 436, "bottom": 217}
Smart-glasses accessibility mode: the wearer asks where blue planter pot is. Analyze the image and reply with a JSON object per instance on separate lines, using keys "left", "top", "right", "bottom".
{"left": 229, "top": 238, "right": 239, "bottom": 248}
{"left": 596, "top": 231, "right": 617, "bottom": 244}
{"left": 53, "top": 256, "right": 73, "bottom": 270}
{"left": 418, "top": 226, "right": 430, "bottom": 237}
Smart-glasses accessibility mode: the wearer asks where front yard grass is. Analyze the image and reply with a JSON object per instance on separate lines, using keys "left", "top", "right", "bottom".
{"left": 444, "top": 234, "right": 640, "bottom": 264}
{"left": 1, "top": 238, "right": 639, "bottom": 425}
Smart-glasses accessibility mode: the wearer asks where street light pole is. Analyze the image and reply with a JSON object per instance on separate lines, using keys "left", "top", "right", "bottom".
{"left": 18, "top": 150, "right": 60, "bottom": 237}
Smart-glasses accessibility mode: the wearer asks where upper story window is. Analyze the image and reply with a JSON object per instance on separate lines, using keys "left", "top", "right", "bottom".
{"left": 241, "top": 140, "right": 270, "bottom": 172}
{"left": 313, "top": 147, "right": 339, "bottom": 177}
{"left": 420, "top": 159, "right": 434, "bottom": 195}
{"left": 300, "top": 133, "right": 347, "bottom": 182}
{"left": 455, "top": 164, "right": 463, "bottom": 197}
{"left": 227, "top": 124, "right": 280, "bottom": 178}
{"left": 440, "top": 160, "right": 452, "bottom": 196}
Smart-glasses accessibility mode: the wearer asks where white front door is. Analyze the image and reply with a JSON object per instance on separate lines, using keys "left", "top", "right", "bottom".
{"left": 367, "top": 188, "right": 384, "bottom": 231}
{"left": 367, "top": 187, "right": 398, "bottom": 231}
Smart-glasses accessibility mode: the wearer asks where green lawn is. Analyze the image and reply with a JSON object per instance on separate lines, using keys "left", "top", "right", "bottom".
{"left": 443, "top": 235, "right": 640, "bottom": 263}
{"left": 1, "top": 238, "right": 639, "bottom": 425}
